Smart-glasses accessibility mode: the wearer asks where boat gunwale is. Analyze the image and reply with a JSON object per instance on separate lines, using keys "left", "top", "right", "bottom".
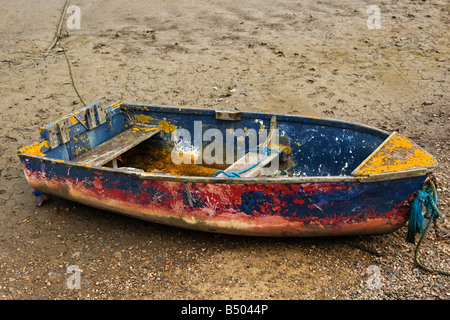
{"left": 121, "top": 102, "right": 392, "bottom": 139}
{"left": 19, "top": 153, "right": 435, "bottom": 184}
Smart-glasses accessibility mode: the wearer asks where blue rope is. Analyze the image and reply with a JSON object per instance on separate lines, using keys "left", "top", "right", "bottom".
{"left": 407, "top": 179, "right": 449, "bottom": 276}
{"left": 406, "top": 182, "right": 440, "bottom": 244}
{"left": 213, "top": 146, "right": 279, "bottom": 178}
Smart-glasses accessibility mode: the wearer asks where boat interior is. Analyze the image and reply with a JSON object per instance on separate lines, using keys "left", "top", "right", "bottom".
{"left": 19, "top": 102, "right": 437, "bottom": 180}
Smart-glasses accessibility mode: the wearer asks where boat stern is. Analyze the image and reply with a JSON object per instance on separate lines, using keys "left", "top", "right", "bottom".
{"left": 351, "top": 132, "right": 437, "bottom": 182}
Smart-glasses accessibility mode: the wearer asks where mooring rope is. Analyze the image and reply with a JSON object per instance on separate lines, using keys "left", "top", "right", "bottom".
{"left": 59, "top": 43, "right": 86, "bottom": 106}
{"left": 44, "top": 0, "right": 86, "bottom": 106}
{"left": 46, "top": 0, "right": 71, "bottom": 53}
{"left": 407, "top": 178, "right": 450, "bottom": 276}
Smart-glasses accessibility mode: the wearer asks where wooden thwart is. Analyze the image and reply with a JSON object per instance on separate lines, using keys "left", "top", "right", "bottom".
{"left": 74, "top": 125, "right": 161, "bottom": 166}
{"left": 216, "top": 116, "right": 280, "bottom": 178}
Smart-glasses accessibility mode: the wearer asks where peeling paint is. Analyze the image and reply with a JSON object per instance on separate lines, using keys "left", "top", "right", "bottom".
{"left": 158, "top": 119, "right": 177, "bottom": 133}
{"left": 69, "top": 115, "right": 77, "bottom": 125}
{"left": 353, "top": 132, "right": 437, "bottom": 176}
{"left": 19, "top": 140, "right": 50, "bottom": 156}
{"left": 136, "top": 114, "right": 154, "bottom": 124}
{"left": 110, "top": 102, "right": 122, "bottom": 109}
{"left": 20, "top": 157, "right": 426, "bottom": 237}
{"left": 17, "top": 103, "right": 438, "bottom": 237}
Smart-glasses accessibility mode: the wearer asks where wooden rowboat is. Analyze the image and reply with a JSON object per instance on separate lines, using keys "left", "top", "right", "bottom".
{"left": 18, "top": 102, "right": 438, "bottom": 237}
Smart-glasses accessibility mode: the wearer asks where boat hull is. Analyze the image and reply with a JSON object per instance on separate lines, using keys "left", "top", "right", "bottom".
{"left": 20, "top": 156, "right": 426, "bottom": 237}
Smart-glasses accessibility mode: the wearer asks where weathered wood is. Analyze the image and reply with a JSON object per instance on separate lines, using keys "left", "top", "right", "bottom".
{"left": 351, "top": 131, "right": 438, "bottom": 180}
{"left": 218, "top": 149, "right": 280, "bottom": 178}
{"left": 74, "top": 125, "right": 161, "bottom": 166}
{"left": 216, "top": 116, "right": 279, "bottom": 178}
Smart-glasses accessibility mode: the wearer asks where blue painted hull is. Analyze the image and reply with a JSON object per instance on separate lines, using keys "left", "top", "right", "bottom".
{"left": 18, "top": 102, "right": 437, "bottom": 236}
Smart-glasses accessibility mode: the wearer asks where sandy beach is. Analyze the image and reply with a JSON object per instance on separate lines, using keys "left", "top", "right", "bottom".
{"left": 0, "top": 0, "right": 448, "bottom": 300}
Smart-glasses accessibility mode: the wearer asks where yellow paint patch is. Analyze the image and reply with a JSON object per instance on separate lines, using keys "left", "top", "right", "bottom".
{"left": 74, "top": 146, "right": 89, "bottom": 157}
{"left": 282, "top": 144, "right": 291, "bottom": 155}
{"left": 158, "top": 120, "right": 177, "bottom": 133}
{"left": 69, "top": 115, "right": 77, "bottom": 125}
{"left": 19, "top": 140, "right": 50, "bottom": 157}
{"left": 136, "top": 114, "right": 154, "bottom": 124}
{"left": 270, "top": 143, "right": 291, "bottom": 155}
{"left": 353, "top": 133, "right": 437, "bottom": 176}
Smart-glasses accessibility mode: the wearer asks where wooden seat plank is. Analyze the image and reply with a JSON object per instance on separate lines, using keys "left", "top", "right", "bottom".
{"left": 217, "top": 149, "right": 280, "bottom": 178}
{"left": 216, "top": 116, "right": 280, "bottom": 178}
{"left": 74, "top": 125, "right": 161, "bottom": 166}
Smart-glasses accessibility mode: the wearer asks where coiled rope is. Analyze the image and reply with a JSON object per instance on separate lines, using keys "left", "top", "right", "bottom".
{"left": 407, "top": 178, "right": 450, "bottom": 276}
